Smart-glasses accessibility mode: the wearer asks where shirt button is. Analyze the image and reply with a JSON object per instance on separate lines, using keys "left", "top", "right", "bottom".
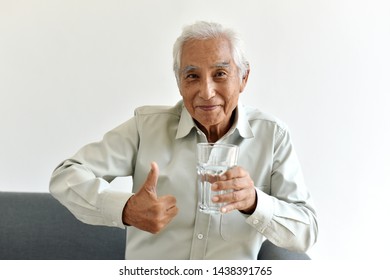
{"left": 252, "top": 219, "right": 259, "bottom": 225}
{"left": 197, "top": 233, "right": 204, "bottom": 240}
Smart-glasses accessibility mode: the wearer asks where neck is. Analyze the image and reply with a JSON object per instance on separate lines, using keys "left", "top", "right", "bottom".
{"left": 203, "top": 125, "right": 228, "bottom": 143}
{"left": 196, "top": 109, "right": 236, "bottom": 143}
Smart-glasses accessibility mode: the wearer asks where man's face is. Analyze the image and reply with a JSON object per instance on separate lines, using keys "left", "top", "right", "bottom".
{"left": 178, "top": 37, "right": 248, "bottom": 138}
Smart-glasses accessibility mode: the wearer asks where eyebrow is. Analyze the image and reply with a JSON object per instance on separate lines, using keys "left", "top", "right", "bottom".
{"left": 181, "top": 65, "right": 198, "bottom": 75}
{"left": 214, "top": 62, "right": 231, "bottom": 69}
{"left": 181, "top": 61, "right": 231, "bottom": 75}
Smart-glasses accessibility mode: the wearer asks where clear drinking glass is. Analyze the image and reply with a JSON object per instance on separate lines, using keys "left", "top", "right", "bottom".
{"left": 197, "top": 143, "right": 239, "bottom": 214}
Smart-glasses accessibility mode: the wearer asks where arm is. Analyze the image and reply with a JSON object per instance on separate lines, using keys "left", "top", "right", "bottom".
{"left": 50, "top": 118, "right": 178, "bottom": 232}
{"left": 212, "top": 127, "right": 318, "bottom": 252}
{"left": 249, "top": 127, "right": 318, "bottom": 252}
{"left": 49, "top": 119, "right": 139, "bottom": 228}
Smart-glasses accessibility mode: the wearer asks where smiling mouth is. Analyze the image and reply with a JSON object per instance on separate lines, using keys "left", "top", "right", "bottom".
{"left": 197, "top": 105, "right": 220, "bottom": 111}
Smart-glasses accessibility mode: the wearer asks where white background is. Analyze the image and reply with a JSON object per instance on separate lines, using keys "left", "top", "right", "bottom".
{"left": 1, "top": 0, "right": 389, "bottom": 260}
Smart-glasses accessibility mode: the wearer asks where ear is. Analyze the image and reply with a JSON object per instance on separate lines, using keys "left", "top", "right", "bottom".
{"left": 239, "top": 67, "right": 250, "bottom": 93}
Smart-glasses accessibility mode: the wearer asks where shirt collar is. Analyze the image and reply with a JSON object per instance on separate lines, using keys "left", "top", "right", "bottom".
{"left": 235, "top": 101, "right": 255, "bottom": 139}
{"left": 175, "top": 100, "right": 254, "bottom": 140}
{"left": 176, "top": 101, "right": 197, "bottom": 139}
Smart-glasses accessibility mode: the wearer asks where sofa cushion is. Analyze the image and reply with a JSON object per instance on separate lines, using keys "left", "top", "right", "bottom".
{"left": 0, "top": 192, "right": 126, "bottom": 260}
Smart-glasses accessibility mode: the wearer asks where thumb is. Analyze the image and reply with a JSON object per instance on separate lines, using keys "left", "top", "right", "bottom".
{"left": 142, "top": 161, "right": 159, "bottom": 195}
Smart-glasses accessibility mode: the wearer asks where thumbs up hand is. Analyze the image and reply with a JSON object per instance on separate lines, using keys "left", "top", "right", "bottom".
{"left": 122, "top": 162, "right": 178, "bottom": 234}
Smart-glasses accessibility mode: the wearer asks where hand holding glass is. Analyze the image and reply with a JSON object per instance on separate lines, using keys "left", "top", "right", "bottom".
{"left": 197, "top": 143, "right": 239, "bottom": 214}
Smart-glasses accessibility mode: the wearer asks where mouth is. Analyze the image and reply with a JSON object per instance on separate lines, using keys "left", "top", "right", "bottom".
{"left": 196, "top": 105, "right": 220, "bottom": 111}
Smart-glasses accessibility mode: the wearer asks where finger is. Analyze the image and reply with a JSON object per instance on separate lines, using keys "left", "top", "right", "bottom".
{"left": 143, "top": 161, "right": 159, "bottom": 195}
{"left": 219, "top": 166, "right": 246, "bottom": 181}
{"left": 221, "top": 202, "right": 240, "bottom": 214}
{"left": 220, "top": 197, "right": 250, "bottom": 213}
{"left": 220, "top": 189, "right": 257, "bottom": 214}
{"left": 221, "top": 200, "right": 257, "bottom": 214}
{"left": 152, "top": 206, "right": 179, "bottom": 234}
{"left": 211, "top": 177, "right": 250, "bottom": 191}
{"left": 213, "top": 188, "right": 245, "bottom": 203}
{"left": 166, "top": 204, "right": 179, "bottom": 216}
{"left": 159, "top": 195, "right": 177, "bottom": 209}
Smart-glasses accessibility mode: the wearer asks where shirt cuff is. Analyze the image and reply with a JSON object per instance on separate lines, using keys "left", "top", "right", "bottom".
{"left": 99, "top": 190, "right": 133, "bottom": 229}
{"left": 246, "top": 188, "right": 274, "bottom": 233}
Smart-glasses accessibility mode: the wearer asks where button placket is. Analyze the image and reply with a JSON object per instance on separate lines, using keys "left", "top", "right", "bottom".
{"left": 190, "top": 212, "right": 211, "bottom": 259}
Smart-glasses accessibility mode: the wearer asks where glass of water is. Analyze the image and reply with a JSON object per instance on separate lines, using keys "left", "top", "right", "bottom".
{"left": 197, "top": 143, "right": 239, "bottom": 214}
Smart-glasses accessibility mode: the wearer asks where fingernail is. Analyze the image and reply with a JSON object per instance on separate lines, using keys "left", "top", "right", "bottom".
{"left": 220, "top": 175, "right": 227, "bottom": 180}
{"left": 212, "top": 196, "right": 218, "bottom": 202}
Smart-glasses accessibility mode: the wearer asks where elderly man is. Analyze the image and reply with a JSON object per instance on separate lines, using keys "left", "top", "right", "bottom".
{"left": 50, "top": 21, "right": 318, "bottom": 259}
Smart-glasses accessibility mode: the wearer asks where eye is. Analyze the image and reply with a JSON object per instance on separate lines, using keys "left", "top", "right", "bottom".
{"left": 185, "top": 73, "right": 199, "bottom": 80}
{"left": 214, "top": 71, "right": 228, "bottom": 79}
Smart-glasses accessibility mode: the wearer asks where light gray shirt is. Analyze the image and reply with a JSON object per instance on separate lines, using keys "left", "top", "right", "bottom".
{"left": 49, "top": 100, "right": 318, "bottom": 259}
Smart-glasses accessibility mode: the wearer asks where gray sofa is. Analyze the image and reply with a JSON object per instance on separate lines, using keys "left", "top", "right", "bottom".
{"left": 0, "top": 191, "right": 310, "bottom": 260}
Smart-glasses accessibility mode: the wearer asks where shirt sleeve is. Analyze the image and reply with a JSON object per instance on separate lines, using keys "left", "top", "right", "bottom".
{"left": 246, "top": 125, "right": 318, "bottom": 252}
{"left": 49, "top": 118, "right": 139, "bottom": 229}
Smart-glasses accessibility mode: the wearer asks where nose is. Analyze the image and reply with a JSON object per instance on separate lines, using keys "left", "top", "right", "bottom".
{"left": 198, "top": 78, "right": 216, "bottom": 100}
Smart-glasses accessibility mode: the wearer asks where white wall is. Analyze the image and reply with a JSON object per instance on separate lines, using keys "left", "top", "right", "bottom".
{"left": 1, "top": 0, "right": 389, "bottom": 260}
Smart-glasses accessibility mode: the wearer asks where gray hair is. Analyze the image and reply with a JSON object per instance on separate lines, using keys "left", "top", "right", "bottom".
{"left": 173, "top": 21, "right": 249, "bottom": 84}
